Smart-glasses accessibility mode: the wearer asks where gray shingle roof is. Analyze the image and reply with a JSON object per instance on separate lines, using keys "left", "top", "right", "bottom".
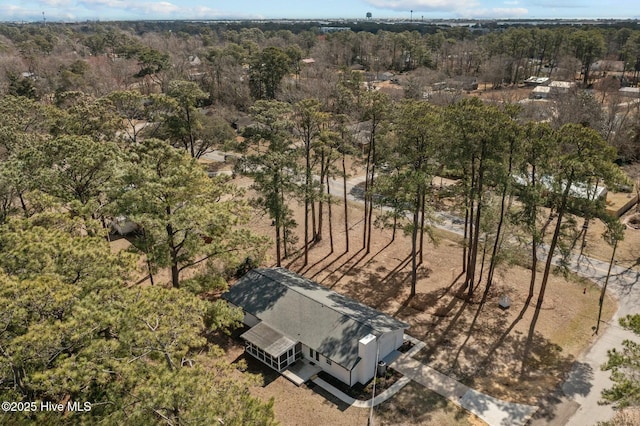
{"left": 241, "top": 322, "right": 296, "bottom": 358}
{"left": 223, "top": 267, "right": 409, "bottom": 370}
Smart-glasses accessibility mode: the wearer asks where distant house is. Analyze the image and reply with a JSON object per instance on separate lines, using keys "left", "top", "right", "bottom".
{"left": 592, "top": 60, "right": 625, "bottom": 74}
{"left": 523, "top": 76, "right": 550, "bottom": 86}
{"left": 549, "top": 81, "right": 576, "bottom": 92}
{"left": 320, "top": 26, "right": 351, "bottom": 34}
{"left": 188, "top": 55, "right": 202, "bottom": 67}
{"left": 110, "top": 216, "right": 139, "bottom": 235}
{"left": 619, "top": 87, "right": 640, "bottom": 98}
{"left": 513, "top": 174, "right": 607, "bottom": 201}
{"left": 457, "top": 76, "right": 478, "bottom": 91}
{"left": 531, "top": 80, "right": 576, "bottom": 99}
{"left": 222, "top": 268, "right": 409, "bottom": 387}
{"left": 346, "top": 121, "right": 372, "bottom": 152}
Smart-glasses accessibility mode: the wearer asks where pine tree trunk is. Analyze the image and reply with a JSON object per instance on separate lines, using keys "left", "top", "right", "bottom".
{"left": 536, "top": 174, "right": 574, "bottom": 311}
{"left": 487, "top": 143, "right": 514, "bottom": 288}
{"left": 311, "top": 198, "right": 317, "bottom": 242}
{"left": 304, "top": 129, "right": 312, "bottom": 265}
{"left": 366, "top": 127, "right": 377, "bottom": 254}
{"left": 464, "top": 160, "right": 477, "bottom": 283}
{"left": 596, "top": 239, "right": 618, "bottom": 334}
{"left": 327, "top": 170, "right": 334, "bottom": 254}
{"left": 165, "top": 210, "right": 180, "bottom": 288}
{"left": 466, "top": 164, "right": 484, "bottom": 298}
{"left": 142, "top": 229, "right": 155, "bottom": 286}
{"left": 410, "top": 188, "right": 421, "bottom": 297}
{"left": 317, "top": 151, "right": 325, "bottom": 243}
{"left": 464, "top": 159, "right": 477, "bottom": 292}
{"left": 527, "top": 240, "right": 538, "bottom": 305}
{"left": 342, "top": 152, "right": 349, "bottom": 253}
{"left": 362, "top": 144, "right": 372, "bottom": 249}
{"left": 392, "top": 210, "right": 397, "bottom": 242}
{"left": 19, "top": 193, "right": 28, "bottom": 217}
{"left": 522, "top": 175, "right": 571, "bottom": 378}
{"left": 418, "top": 188, "right": 426, "bottom": 266}
{"left": 366, "top": 161, "right": 376, "bottom": 255}
{"left": 462, "top": 199, "right": 469, "bottom": 272}
{"left": 281, "top": 187, "right": 289, "bottom": 259}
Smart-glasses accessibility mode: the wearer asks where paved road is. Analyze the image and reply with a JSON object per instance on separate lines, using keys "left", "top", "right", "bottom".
{"left": 330, "top": 173, "right": 640, "bottom": 425}
{"left": 558, "top": 254, "right": 639, "bottom": 425}
{"left": 209, "top": 150, "right": 639, "bottom": 425}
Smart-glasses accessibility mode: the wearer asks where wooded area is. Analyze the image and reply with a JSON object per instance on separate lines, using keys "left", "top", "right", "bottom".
{"left": 0, "top": 19, "right": 639, "bottom": 424}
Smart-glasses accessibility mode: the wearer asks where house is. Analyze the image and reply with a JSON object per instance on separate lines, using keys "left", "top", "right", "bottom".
{"left": 110, "top": 215, "right": 139, "bottom": 235}
{"left": 346, "top": 121, "right": 372, "bottom": 153}
{"left": 548, "top": 81, "right": 576, "bottom": 95}
{"left": 531, "top": 80, "right": 576, "bottom": 99}
{"left": 513, "top": 174, "right": 608, "bottom": 201}
{"left": 619, "top": 87, "right": 640, "bottom": 98}
{"left": 523, "top": 76, "right": 550, "bottom": 86}
{"left": 222, "top": 267, "right": 409, "bottom": 387}
{"left": 591, "top": 60, "right": 625, "bottom": 75}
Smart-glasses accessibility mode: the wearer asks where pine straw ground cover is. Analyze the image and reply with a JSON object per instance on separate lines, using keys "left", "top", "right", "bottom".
{"left": 111, "top": 169, "right": 619, "bottom": 425}
{"left": 223, "top": 183, "right": 617, "bottom": 425}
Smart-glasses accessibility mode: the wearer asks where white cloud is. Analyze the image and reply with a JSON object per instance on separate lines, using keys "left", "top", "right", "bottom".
{"left": 365, "top": 0, "right": 478, "bottom": 12}
{"left": 364, "top": 0, "right": 529, "bottom": 18}
{"left": 139, "top": 1, "right": 179, "bottom": 14}
{"left": 37, "top": 0, "right": 74, "bottom": 6}
{"left": 531, "top": 1, "right": 586, "bottom": 8}
{"left": 75, "top": 0, "right": 224, "bottom": 18}
{"left": 78, "top": 0, "right": 129, "bottom": 8}
{"left": 0, "top": 4, "right": 51, "bottom": 20}
{"left": 464, "top": 7, "right": 529, "bottom": 17}
{"left": 0, "top": 4, "right": 24, "bottom": 15}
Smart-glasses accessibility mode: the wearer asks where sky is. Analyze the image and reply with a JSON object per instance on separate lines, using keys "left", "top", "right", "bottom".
{"left": 1, "top": 0, "right": 639, "bottom": 23}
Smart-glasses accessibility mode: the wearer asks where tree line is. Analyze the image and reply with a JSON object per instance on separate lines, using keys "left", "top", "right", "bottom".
{"left": 2, "top": 21, "right": 640, "bottom": 159}
{"left": 0, "top": 91, "right": 275, "bottom": 424}
{"left": 0, "top": 19, "right": 637, "bottom": 422}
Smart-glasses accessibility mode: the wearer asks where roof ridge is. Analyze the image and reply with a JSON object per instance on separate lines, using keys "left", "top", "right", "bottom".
{"left": 255, "top": 267, "right": 407, "bottom": 331}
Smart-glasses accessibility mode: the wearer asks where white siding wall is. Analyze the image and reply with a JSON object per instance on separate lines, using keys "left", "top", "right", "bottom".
{"left": 354, "top": 334, "right": 377, "bottom": 385}
{"left": 378, "top": 329, "right": 405, "bottom": 360}
{"left": 319, "top": 355, "right": 350, "bottom": 384}
{"left": 377, "top": 332, "right": 395, "bottom": 360}
{"left": 300, "top": 344, "right": 350, "bottom": 385}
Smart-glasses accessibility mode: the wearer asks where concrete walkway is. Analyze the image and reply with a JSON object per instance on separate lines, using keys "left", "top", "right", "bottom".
{"left": 312, "top": 334, "right": 538, "bottom": 426}
{"left": 391, "top": 355, "right": 537, "bottom": 426}
{"left": 312, "top": 376, "right": 412, "bottom": 408}
{"left": 334, "top": 173, "right": 640, "bottom": 425}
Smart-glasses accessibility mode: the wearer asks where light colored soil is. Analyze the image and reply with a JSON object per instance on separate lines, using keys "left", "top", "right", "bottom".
{"left": 111, "top": 162, "right": 621, "bottom": 425}
{"left": 235, "top": 184, "right": 617, "bottom": 423}
{"left": 583, "top": 209, "right": 640, "bottom": 270}
{"left": 376, "top": 382, "right": 485, "bottom": 426}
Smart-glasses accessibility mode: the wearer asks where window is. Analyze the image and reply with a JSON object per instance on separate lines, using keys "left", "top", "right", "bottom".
{"left": 315, "top": 351, "right": 319, "bottom": 361}
{"left": 326, "top": 358, "right": 332, "bottom": 365}
{"left": 309, "top": 348, "right": 313, "bottom": 358}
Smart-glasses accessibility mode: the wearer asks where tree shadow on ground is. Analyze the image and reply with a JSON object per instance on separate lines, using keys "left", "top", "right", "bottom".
{"left": 527, "top": 361, "right": 591, "bottom": 425}
{"left": 304, "top": 381, "right": 353, "bottom": 411}
{"left": 231, "top": 352, "right": 280, "bottom": 387}
{"left": 283, "top": 226, "right": 581, "bottom": 422}
{"left": 388, "top": 271, "right": 584, "bottom": 425}
{"left": 332, "top": 253, "right": 438, "bottom": 315}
